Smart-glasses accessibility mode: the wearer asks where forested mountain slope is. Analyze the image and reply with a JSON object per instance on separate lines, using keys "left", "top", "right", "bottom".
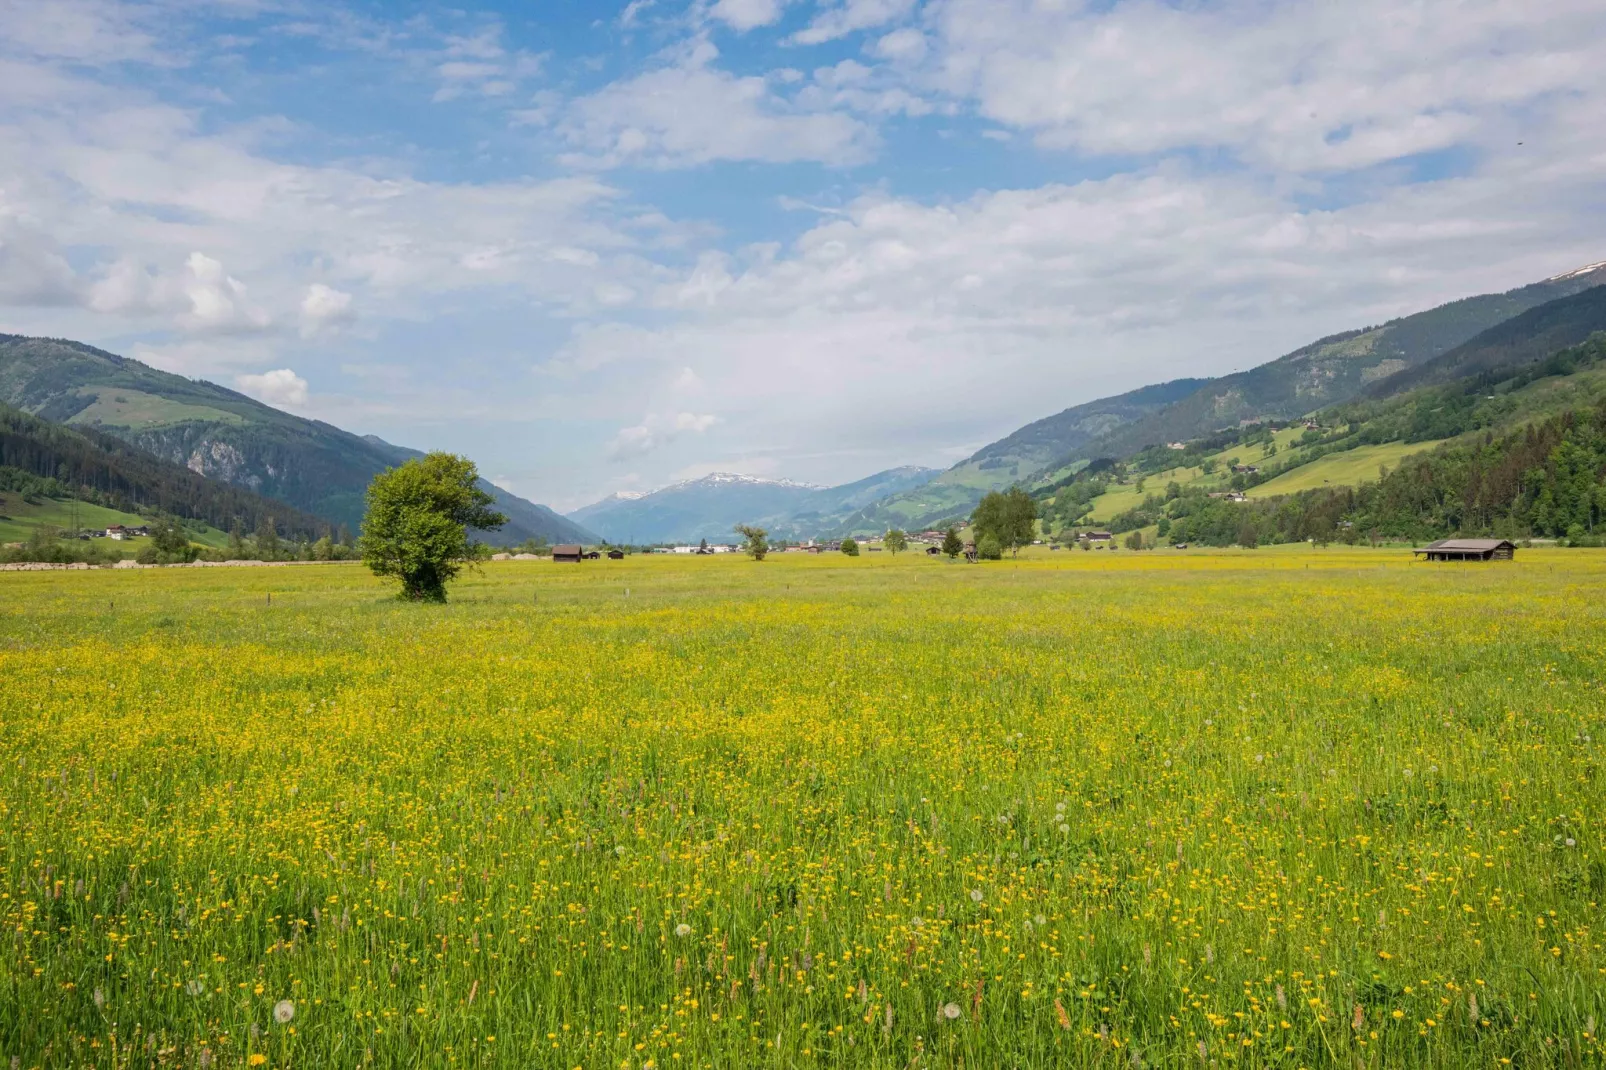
{"left": 1057, "top": 264, "right": 1606, "bottom": 468}
{"left": 0, "top": 335, "right": 591, "bottom": 544}
{"left": 1035, "top": 331, "right": 1606, "bottom": 547}
{"left": 0, "top": 401, "right": 327, "bottom": 541}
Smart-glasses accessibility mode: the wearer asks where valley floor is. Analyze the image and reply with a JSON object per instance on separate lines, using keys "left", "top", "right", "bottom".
{"left": 2, "top": 550, "right": 1603, "bottom": 1067}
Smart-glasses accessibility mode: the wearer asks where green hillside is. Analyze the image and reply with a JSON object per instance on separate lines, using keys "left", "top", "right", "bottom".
{"left": 833, "top": 378, "right": 1207, "bottom": 534}
{"left": 1038, "top": 329, "right": 1606, "bottom": 546}
{"left": 1061, "top": 268, "right": 1606, "bottom": 467}
{"left": 0, "top": 335, "right": 593, "bottom": 545}
{"left": 1, "top": 400, "right": 326, "bottom": 544}
{"left": 0, "top": 492, "right": 227, "bottom": 551}
{"left": 1361, "top": 284, "right": 1606, "bottom": 397}
{"left": 1243, "top": 440, "right": 1449, "bottom": 499}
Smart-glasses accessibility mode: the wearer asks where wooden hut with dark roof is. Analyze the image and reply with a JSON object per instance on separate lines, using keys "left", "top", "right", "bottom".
{"left": 1412, "top": 538, "right": 1516, "bottom": 561}
{"left": 552, "top": 544, "right": 584, "bottom": 562}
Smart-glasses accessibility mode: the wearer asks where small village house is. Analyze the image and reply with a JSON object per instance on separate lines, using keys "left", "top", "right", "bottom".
{"left": 552, "top": 544, "right": 584, "bottom": 562}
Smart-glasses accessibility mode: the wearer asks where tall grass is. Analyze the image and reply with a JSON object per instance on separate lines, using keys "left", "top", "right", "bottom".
{"left": 2, "top": 549, "right": 1603, "bottom": 1067}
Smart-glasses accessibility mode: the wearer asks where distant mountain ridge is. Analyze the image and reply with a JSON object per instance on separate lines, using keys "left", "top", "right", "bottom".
{"left": 569, "top": 466, "right": 938, "bottom": 543}
{"left": 1049, "top": 264, "right": 1606, "bottom": 470}
{"left": 1358, "top": 285, "right": 1606, "bottom": 398}
{"left": 0, "top": 334, "right": 593, "bottom": 545}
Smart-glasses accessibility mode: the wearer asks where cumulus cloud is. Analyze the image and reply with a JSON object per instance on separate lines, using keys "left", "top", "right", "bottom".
{"left": 180, "top": 252, "right": 271, "bottom": 333}
{"left": 300, "top": 283, "right": 355, "bottom": 336}
{"left": 81, "top": 251, "right": 271, "bottom": 334}
{"left": 708, "top": 0, "right": 790, "bottom": 32}
{"left": 606, "top": 410, "right": 720, "bottom": 461}
{"left": 558, "top": 39, "right": 876, "bottom": 168}
{"left": 236, "top": 368, "right": 310, "bottom": 409}
{"left": 920, "top": 0, "right": 1606, "bottom": 172}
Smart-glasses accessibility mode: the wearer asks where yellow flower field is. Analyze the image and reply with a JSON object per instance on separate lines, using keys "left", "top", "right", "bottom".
{"left": 2, "top": 549, "right": 1603, "bottom": 1068}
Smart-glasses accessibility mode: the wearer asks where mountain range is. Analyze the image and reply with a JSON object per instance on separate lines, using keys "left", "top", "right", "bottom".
{"left": 0, "top": 335, "right": 593, "bottom": 545}
{"left": 844, "top": 261, "right": 1606, "bottom": 534}
{"left": 4, "top": 259, "right": 1603, "bottom": 551}
{"left": 567, "top": 466, "right": 940, "bottom": 544}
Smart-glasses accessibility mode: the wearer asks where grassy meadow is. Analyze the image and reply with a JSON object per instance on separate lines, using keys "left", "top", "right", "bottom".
{"left": 2, "top": 549, "right": 1604, "bottom": 1068}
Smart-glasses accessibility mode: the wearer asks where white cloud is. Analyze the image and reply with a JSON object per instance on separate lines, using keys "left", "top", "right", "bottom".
{"left": 708, "top": 0, "right": 790, "bottom": 32}
{"left": 83, "top": 250, "right": 271, "bottom": 334}
{"left": 0, "top": 0, "right": 161, "bottom": 64}
{"left": 869, "top": 27, "right": 926, "bottom": 63}
{"left": 790, "top": 0, "right": 916, "bottom": 46}
{"left": 236, "top": 368, "right": 310, "bottom": 408}
{"left": 606, "top": 409, "right": 720, "bottom": 460}
{"left": 0, "top": 210, "right": 80, "bottom": 306}
{"left": 558, "top": 39, "right": 876, "bottom": 168}
{"left": 920, "top": 0, "right": 1606, "bottom": 172}
{"left": 431, "top": 25, "right": 543, "bottom": 102}
{"left": 554, "top": 139, "right": 1606, "bottom": 483}
{"left": 180, "top": 252, "right": 271, "bottom": 333}
{"left": 300, "top": 283, "right": 355, "bottom": 336}
{"left": 676, "top": 411, "right": 718, "bottom": 432}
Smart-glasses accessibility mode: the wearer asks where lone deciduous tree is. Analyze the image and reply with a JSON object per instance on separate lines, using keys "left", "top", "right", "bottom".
{"left": 734, "top": 524, "right": 768, "bottom": 560}
{"left": 883, "top": 528, "right": 907, "bottom": 554}
{"left": 972, "top": 487, "right": 1038, "bottom": 557}
{"left": 360, "top": 452, "right": 506, "bottom": 602}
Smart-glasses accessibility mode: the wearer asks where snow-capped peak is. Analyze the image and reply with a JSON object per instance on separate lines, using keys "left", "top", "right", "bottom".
{"left": 667, "top": 471, "right": 824, "bottom": 491}
{"left": 1548, "top": 260, "right": 1606, "bottom": 282}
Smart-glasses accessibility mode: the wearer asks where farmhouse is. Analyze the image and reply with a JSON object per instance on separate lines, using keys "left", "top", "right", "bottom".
{"left": 1080, "top": 531, "right": 1114, "bottom": 544}
{"left": 1413, "top": 538, "right": 1517, "bottom": 562}
{"left": 552, "top": 544, "right": 584, "bottom": 562}
{"left": 1231, "top": 464, "right": 1260, "bottom": 475}
{"left": 607, "top": 549, "right": 625, "bottom": 560}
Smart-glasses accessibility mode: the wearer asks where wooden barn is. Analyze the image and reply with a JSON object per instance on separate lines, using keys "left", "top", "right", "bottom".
{"left": 1412, "top": 538, "right": 1516, "bottom": 561}
{"left": 552, "top": 544, "right": 584, "bottom": 562}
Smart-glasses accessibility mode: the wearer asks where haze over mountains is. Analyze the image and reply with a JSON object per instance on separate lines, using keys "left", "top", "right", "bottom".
{"left": 568, "top": 467, "right": 939, "bottom": 544}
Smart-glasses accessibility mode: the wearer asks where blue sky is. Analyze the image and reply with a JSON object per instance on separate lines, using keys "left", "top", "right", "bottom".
{"left": 2, "top": 0, "right": 1605, "bottom": 511}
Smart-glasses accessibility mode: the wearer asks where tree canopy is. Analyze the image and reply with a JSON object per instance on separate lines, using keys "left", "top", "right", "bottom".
{"left": 972, "top": 487, "right": 1038, "bottom": 556}
{"left": 360, "top": 452, "right": 506, "bottom": 601}
{"left": 941, "top": 526, "right": 963, "bottom": 558}
{"left": 734, "top": 524, "right": 768, "bottom": 560}
{"left": 883, "top": 528, "right": 907, "bottom": 554}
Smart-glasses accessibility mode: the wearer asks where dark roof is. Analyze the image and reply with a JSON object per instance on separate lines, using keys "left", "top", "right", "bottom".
{"left": 1423, "top": 539, "right": 1514, "bottom": 551}
{"left": 552, "top": 544, "right": 583, "bottom": 556}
